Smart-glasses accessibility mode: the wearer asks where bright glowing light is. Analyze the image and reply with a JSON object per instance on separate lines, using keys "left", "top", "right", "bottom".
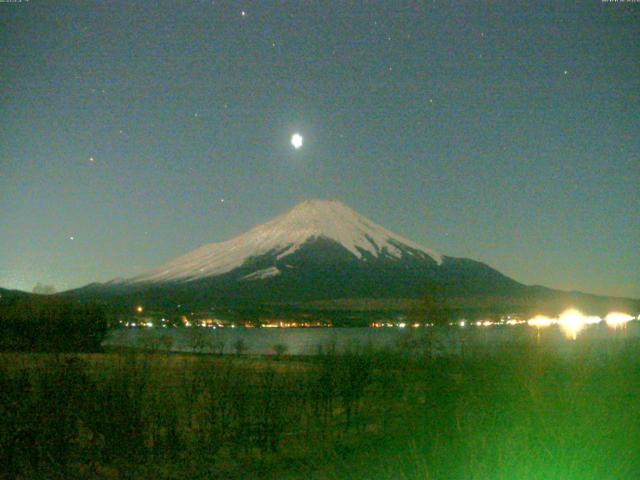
{"left": 527, "top": 315, "right": 555, "bottom": 329}
{"left": 291, "top": 133, "right": 303, "bottom": 149}
{"left": 605, "top": 312, "right": 634, "bottom": 329}
{"left": 475, "top": 320, "right": 493, "bottom": 327}
{"left": 557, "top": 308, "right": 600, "bottom": 340}
{"left": 398, "top": 322, "right": 406, "bottom": 328}
{"left": 558, "top": 309, "right": 584, "bottom": 340}
{"left": 136, "top": 306, "right": 143, "bottom": 313}
{"left": 459, "top": 321, "right": 466, "bottom": 327}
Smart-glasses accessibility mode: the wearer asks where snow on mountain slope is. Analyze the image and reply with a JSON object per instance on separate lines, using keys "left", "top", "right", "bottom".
{"left": 130, "top": 200, "right": 441, "bottom": 283}
{"left": 241, "top": 266, "right": 281, "bottom": 281}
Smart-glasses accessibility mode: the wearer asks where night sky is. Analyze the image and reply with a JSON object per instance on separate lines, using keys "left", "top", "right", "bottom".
{"left": 1, "top": 1, "right": 638, "bottom": 297}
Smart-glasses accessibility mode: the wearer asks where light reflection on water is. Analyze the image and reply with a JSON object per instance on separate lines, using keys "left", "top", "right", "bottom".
{"left": 104, "top": 321, "right": 640, "bottom": 356}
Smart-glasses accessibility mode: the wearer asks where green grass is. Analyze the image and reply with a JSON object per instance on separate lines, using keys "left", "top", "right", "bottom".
{"left": 1, "top": 336, "right": 639, "bottom": 479}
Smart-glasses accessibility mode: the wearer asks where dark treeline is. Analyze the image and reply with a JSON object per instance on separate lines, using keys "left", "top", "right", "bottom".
{"left": 0, "top": 297, "right": 107, "bottom": 352}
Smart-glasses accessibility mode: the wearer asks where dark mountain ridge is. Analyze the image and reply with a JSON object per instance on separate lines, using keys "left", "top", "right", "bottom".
{"left": 64, "top": 201, "right": 639, "bottom": 317}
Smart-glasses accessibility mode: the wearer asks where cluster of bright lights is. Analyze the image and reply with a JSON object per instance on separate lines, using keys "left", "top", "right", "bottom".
{"left": 505, "top": 319, "right": 525, "bottom": 325}
{"left": 119, "top": 307, "right": 636, "bottom": 334}
{"left": 124, "top": 321, "right": 153, "bottom": 328}
{"left": 605, "top": 312, "right": 634, "bottom": 329}
{"left": 371, "top": 322, "right": 435, "bottom": 328}
{"left": 557, "top": 309, "right": 598, "bottom": 340}
{"left": 457, "top": 319, "right": 526, "bottom": 327}
{"left": 523, "top": 308, "right": 635, "bottom": 340}
{"left": 527, "top": 315, "right": 555, "bottom": 329}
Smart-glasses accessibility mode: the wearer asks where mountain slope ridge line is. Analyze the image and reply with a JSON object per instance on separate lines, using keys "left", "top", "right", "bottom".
{"left": 128, "top": 199, "right": 442, "bottom": 284}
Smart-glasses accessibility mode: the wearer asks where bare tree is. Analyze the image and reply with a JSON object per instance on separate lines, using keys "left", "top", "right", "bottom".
{"left": 232, "top": 338, "right": 248, "bottom": 356}
{"left": 185, "top": 327, "right": 212, "bottom": 354}
{"left": 159, "top": 334, "right": 174, "bottom": 354}
{"left": 272, "top": 343, "right": 288, "bottom": 359}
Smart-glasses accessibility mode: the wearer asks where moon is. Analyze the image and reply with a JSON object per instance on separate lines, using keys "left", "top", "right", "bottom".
{"left": 291, "top": 133, "right": 303, "bottom": 150}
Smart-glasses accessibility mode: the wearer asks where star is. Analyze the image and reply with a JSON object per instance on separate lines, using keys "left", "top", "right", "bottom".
{"left": 241, "top": 10, "right": 246, "bottom": 17}
{"left": 69, "top": 236, "right": 75, "bottom": 241}
{"left": 564, "top": 70, "right": 568, "bottom": 75}
{"left": 89, "top": 157, "right": 95, "bottom": 163}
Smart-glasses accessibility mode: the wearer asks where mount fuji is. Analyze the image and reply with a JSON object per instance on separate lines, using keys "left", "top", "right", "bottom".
{"left": 71, "top": 200, "right": 637, "bottom": 315}
{"left": 131, "top": 199, "right": 444, "bottom": 284}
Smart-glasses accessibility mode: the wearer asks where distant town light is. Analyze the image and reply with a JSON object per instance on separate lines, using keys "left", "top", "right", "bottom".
{"left": 527, "top": 315, "right": 555, "bottom": 329}
{"left": 557, "top": 308, "right": 601, "bottom": 340}
{"left": 605, "top": 312, "right": 634, "bottom": 329}
{"left": 136, "top": 306, "right": 143, "bottom": 313}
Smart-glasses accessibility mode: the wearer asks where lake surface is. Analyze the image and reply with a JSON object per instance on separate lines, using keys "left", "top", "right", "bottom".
{"left": 104, "top": 322, "right": 640, "bottom": 356}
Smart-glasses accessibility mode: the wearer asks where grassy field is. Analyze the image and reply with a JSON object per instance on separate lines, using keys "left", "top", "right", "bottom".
{"left": 1, "top": 334, "right": 640, "bottom": 479}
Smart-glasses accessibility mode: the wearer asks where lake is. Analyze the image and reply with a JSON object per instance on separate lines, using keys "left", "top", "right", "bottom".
{"left": 104, "top": 322, "right": 640, "bottom": 356}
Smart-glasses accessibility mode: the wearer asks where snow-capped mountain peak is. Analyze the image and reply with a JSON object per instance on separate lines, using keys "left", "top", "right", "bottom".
{"left": 130, "top": 199, "right": 441, "bottom": 283}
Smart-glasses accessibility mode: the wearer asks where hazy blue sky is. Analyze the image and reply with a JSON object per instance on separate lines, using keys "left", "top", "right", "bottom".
{"left": 1, "top": 1, "right": 638, "bottom": 297}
